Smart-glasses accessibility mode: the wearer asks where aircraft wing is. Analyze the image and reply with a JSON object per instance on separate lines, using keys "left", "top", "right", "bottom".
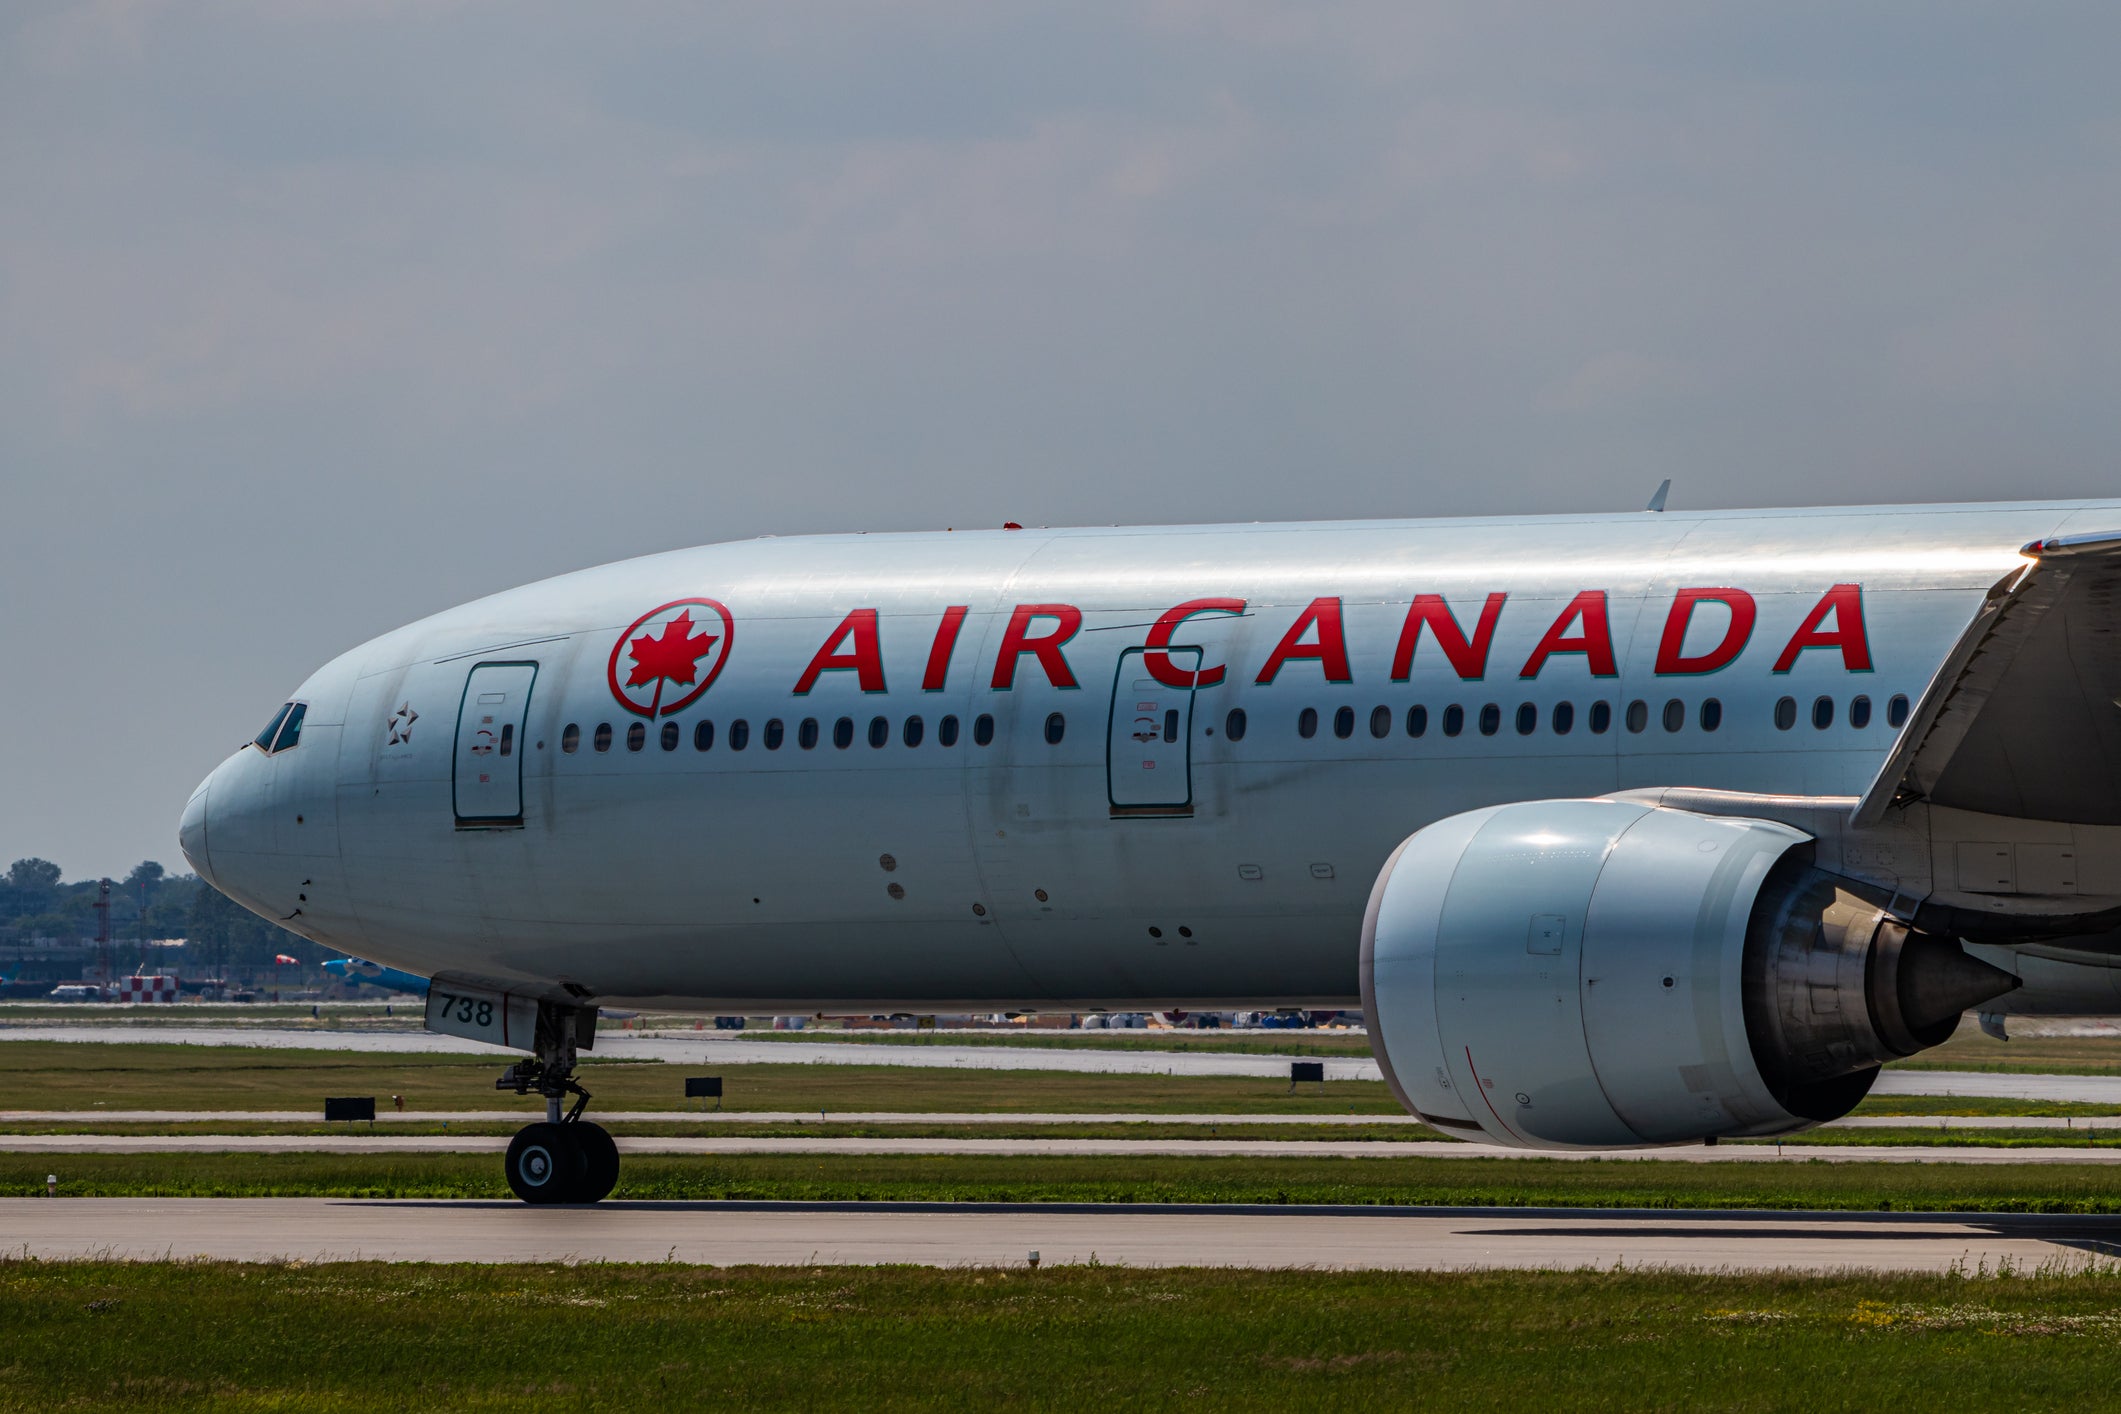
{"left": 1854, "top": 530, "right": 2121, "bottom": 828}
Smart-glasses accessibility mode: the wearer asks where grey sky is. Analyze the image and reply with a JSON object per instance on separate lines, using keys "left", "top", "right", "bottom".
{"left": 5, "top": 2, "right": 2121, "bottom": 878}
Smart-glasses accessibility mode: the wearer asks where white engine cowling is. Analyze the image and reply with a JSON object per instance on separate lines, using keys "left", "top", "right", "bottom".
{"left": 1359, "top": 799, "right": 2018, "bottom": 1149}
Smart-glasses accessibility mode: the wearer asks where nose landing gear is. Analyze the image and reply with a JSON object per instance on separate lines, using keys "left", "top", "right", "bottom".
{"left": 495, "top": 1002, "right": 617, "bottom": 1204}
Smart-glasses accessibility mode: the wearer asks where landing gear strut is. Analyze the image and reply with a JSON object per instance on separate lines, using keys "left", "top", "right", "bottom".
{"left": 495, "top": 1001, "right": 616, "bottom": 1204}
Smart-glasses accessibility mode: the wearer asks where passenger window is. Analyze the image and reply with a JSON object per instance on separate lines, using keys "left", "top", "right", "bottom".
{"left": 869, "top": 716, "right": 890, "bottom": 748}
{"left": 660, "top": 721, "right": 679, "bottom": 751}
{"left": 1700, "top": 698, "right": 1723, "bottom": 732}
{"left": 798, "top": 718, "right": 819, "bottom": 750}
{"left": 1849, "top": 695, "right": 1872, "bottom": 729}
{"left": 594, "top": 723, "right": 613, "bottom": 753}
{"left": 1812, "top": 696, "right": 1834, "bottom": 729}
{"left": 255, "top": 703, "right": 292, "bottom": 752}
{"left": 694, "top": 720, "right": 714, "bottom": 751}
{"left": 1774, "top": 696, "right": 1797, "bottom": 731}
{"left": 1478, "top": 704, "right": 1501, "bottom": 736}
{"left": 1298, "top": 707, "right": 1319, "bottom": 739}
{"left": 940, "top": 715, "right": 961, "bottom": 747}
{"left": 1045, "top": 712, "right": 1066, "bottom": 745}
{"left": 1552, "top": 702, "right": 1574, "bottom": 736}
{"left": 626, "top": 722, "right": 646, "bottom": 752}
{"left": 904, "top": 715, "right": 925, "bottom": 747}
{"left": 1407, "top": 705, "right": 1428, "bottom": 738}
{"left": 1515, "top": 703, "right": 1537, "bottom": 736}
{"left": 1887, "top": 693, "right": 1911, "bottom": 728}
{"left": 764, "top": 719, "right": 785, "bottom": 750}
{"left": 974, "top": 714, "right": 995, "bottom": 746}
{"left": 1588, "top": 701, "right": 1612, "bottom": 734}
{"left": 1625, "top": 700, "right": 1648, "bottom": 734}
{"left": 834, "top": 717, "right": 854, "bottom": 749}
{"left": 1162, "top": 709, "right": 1178, "bottom": 744}
{"left": 1661, "top": 699, "right": 1684, "bottom": 733}
{"left": 561, "top": 724, "right": 580, "bottom": 754}
{"left": 1369, "top": 705, "right": 1391, "bottom": 739}
{"left": 1442, "top": 704, "right": 1465, "bottom": 737}
{"left": 1225, "top": 708, "right": 1248, "bottom": 742}
{"left": 1333, "top": 706, "right": 1355, "bottom": 739}
{"left": 499, "top": 724, "right": 515, "bottom": 756}
{"left": 729, "top": 719, "right": 750, "bottom": 751}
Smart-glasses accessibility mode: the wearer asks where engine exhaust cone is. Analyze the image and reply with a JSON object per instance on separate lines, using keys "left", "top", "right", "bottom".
{"left": 1877, "top": 933, "right": 2020, "bottom": 1052}
{"left": 1744, "top": 858, "right": 2018, "bottom": 1120}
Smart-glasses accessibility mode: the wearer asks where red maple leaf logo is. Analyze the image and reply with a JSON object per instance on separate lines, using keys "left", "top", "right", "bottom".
{"left": 625, "top": 612, "right": 719, "bottom": 713}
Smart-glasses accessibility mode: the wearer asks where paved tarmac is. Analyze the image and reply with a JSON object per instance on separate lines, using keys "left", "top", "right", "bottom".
{"left": 8, "top": 1132, "right": 2121, "bottom": 1162}
{"left": 5, "top": 1198, "right": 2114, "bottom": 1272}
{"left": 1870, "top": 1071, "right": 2121, "bottom": 1104}
{"left": 0, "top": 1109, "right": 1422, "bottom": 1126}
{"left": 0, "top": 1025, "right": 1385, "bottom": 1078}
{"left": 1, "top": 1109, "right": 2110, "bottom": 1129}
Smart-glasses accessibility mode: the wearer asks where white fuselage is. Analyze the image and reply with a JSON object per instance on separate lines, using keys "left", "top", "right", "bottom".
{"left": 180, "top": 500, "right": 2116, "bottom": 1011}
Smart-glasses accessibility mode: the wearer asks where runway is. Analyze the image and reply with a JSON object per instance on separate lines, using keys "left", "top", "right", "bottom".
{"left": 0, "top": 1108, "right": 2110, "bottom": 1130}
{"left": 0, "top": 1025, "right": 1384, "bottom": 1079}
{"left": 9, "top": 1132, "right": 2121, "bottom": 1162}
{"left": 5, "top": 1198, "right": 2115, "bottom": 1272}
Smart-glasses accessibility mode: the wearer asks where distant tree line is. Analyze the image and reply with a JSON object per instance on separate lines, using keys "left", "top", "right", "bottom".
{"left": 0, "top": 857, "right": 312, "bottom": 975}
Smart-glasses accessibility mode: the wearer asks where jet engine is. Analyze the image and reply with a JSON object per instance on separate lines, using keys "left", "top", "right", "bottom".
{"left": 1358, "top": 799, "right": 2018, "bottom": 1148}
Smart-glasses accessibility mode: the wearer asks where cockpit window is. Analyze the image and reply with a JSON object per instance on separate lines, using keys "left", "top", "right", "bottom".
{"left": 254, "top": 702, "right": 306, "bottom": 754}
{"left": 272, "top": 702, "right": 306, "bottom": 752}
{"left": 255, "top": 704, "right": 291, "bottom": 752}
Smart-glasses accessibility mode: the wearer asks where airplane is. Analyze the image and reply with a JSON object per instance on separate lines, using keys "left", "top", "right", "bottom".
{"left": 319, "top": 956, "right": 430, "bottom": 996}
{"left": 177, "top": 499, "right": 2121, "bottom": 1202}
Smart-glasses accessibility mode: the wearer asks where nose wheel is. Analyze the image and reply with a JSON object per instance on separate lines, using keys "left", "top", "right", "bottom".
{"left": 503, "top": 1120, "right": 618, "bottom": 1204}
{"left": 492, "top": 1001, "right": 619, "bottom": 1204}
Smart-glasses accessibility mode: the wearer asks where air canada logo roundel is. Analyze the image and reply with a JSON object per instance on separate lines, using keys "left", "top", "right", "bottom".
{"left": 607, "top": 598, "right": 735, "bottom": 718}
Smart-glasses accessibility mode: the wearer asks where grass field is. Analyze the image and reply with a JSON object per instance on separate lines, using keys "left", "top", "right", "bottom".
{"left": 1892, "top": 1029, "right": 2121, "bottom": 1075}
{"left": 10, "top": 1042, "right": 2121, "bottom": 1138}
{"left": 5, "top": 1262, "right": 2121, "bottom": 1411}
{"left": 14, "top": 1151, "right": 2121, "bottom": 1209}
{"left": 0, "top": 1042, "right": 1403, "bottom": 1115}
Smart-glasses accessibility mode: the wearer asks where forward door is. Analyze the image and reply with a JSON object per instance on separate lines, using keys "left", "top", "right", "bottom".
{"left": 453, "top": 661, "right": 537, "bottom": 827}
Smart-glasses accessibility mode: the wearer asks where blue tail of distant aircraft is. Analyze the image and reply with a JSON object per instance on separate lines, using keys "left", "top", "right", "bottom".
{"left": 319, "top": 957, "right": 429, "bottom": 995}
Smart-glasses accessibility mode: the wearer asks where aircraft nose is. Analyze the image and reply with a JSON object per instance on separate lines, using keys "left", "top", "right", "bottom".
{"left": 179, "top": 777, "right": 214, "bottom": 888}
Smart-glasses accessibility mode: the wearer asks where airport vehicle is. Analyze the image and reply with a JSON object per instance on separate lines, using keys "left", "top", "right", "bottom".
{"left": 180, "top": 501, "right": 2121, "bottom": 1200}
{"left": 319, "top": 956, "right": 430, "bottom": 996}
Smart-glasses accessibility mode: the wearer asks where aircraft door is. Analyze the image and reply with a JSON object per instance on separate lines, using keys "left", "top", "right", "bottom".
{"left": 1107, "top": 647, "right": 1199, "bottom": 816}
{"left": 453, "top": 661, "right": 537, "bottom": 827}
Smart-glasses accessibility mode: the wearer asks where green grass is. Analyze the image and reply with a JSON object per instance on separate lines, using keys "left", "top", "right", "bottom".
{"left": 15, "top": 1152, "right": 2121, "bottom": 1210}
{"left": 1852, "top": 1095, "right": 2121, "bottom": 1118}
{"left": 1751, "top": 1127, "right": 2121, "bottom": 1149}
{"left": 0, "top": 1041, "right": 1400, "bottom": 1114}
{"left": 6, "top": 1262, "right": 2121, "bottom": 1411}
{"left": 1890, "top": 1030, "right": 2121, "bottom": 1076}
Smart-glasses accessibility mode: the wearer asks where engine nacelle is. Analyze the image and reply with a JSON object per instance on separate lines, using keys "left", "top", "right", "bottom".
{"left": 1359, "top": 799, "right": 2018, "bottom": 1149}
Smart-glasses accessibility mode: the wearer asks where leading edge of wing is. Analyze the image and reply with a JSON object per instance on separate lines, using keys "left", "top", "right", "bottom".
{"left": 1850, "top": 530, "right": 2121, "bottom": 829}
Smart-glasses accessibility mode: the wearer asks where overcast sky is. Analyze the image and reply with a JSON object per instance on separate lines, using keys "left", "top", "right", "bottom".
{"left": 6, "top": 2, "right": 2121, "bottom": 879}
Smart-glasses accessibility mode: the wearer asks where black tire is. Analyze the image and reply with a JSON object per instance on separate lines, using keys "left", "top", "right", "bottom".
{"left": 572, "top": 1121, "right": 619, "bottom": 1204}
{"left": 506, "top": 1122, "right": 584, "bottom": 1204}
